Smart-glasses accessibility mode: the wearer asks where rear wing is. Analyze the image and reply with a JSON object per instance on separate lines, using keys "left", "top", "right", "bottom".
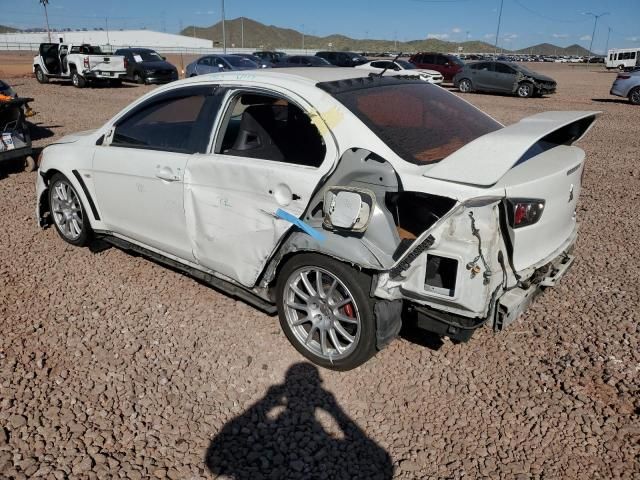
{"left": 424, "top": 111, "right": 600, "bottom": 187}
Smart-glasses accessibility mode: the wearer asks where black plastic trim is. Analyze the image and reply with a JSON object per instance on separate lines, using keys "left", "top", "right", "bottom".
{"left": 71, "top": 170, "right": 100, "bottom": 221}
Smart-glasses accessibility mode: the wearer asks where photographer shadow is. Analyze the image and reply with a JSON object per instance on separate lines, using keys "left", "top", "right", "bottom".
{"left": 205, "top": 363, "right": 394, "bottom": 480}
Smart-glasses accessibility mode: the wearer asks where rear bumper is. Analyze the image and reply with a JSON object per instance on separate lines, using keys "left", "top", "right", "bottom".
{"left": 84, "top": 70, "right": 126, "bottom": 80}
{"left": 610, "top": 83, "right": 628, "bottom": 97}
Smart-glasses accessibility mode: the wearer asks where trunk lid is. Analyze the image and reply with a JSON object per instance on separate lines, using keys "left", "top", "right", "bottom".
{"left": 87, "top": 55, "right": 126, "bottom": 72}
{"left": 423, "top": 111, "right": 599, "bottom": 187}
{"left": 496, "top": 145, "right": 584, "bottom": 271}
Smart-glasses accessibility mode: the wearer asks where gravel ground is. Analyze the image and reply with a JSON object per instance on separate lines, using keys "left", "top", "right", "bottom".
{"left": 1, "top": 64, "right": 639, "bottom": 479}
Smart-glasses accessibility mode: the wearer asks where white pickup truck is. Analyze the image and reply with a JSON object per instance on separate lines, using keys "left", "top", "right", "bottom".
{"left": 33, "top": 43, "right": 126, "bottom": 88}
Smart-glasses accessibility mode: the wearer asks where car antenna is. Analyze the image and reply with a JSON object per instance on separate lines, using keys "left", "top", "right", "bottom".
{"left": 378, "top": 52, "right": 402, "bottom": 77}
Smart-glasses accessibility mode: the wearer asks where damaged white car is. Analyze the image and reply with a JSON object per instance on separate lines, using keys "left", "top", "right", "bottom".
{"left": 36, "top": 69, "right": 598, "bottom": 370}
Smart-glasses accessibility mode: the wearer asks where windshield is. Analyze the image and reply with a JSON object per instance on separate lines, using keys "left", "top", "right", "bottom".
{"left": 396, "top": 60, "right": 416, "bottom": 69}
{"left": 135, "top": 51, "right": 163, "bottom": 62}
{"left": 328, "top": 82, "right": 501, "bottom": 164}
{"left": 451, "top": 56, "right": 465, "bottom": 66}
{"left": 225, "top": 56, "right": 258, "bottom": 68}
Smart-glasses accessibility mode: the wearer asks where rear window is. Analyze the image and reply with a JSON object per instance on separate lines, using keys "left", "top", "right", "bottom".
{"left": 326, "top": 82, "right": 501, "bottom": 165}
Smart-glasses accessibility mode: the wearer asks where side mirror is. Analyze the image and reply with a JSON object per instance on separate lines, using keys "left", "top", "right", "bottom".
{"left": 323, "top": 187, "right": 375, "bottom": 232}
{"left": 162, "top": 56, "right": 167, "bottom": 60}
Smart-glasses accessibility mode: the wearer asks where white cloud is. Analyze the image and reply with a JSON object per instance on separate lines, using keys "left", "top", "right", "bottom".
{"left": 627, "top": 36, "right": 640, "bottom": 42}
{"left": 427, "top": 33, "right": 450, "bottom": 40}
{"left": 580, "top": 35, "right": 592, "bottom": 41}
{"left": 484, "top": 33, "right": 494, "bottom": 39}
{"left": 452, "top": 27, "right": 462, "bottom": 34}
{"left": 552, "top": 33, "right": 569, "bottom": 39}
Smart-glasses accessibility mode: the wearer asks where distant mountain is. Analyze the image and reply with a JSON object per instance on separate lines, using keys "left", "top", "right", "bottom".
{"left": 183, "top": 17, "right": 501, "bottom": 53}
{"left": 514, "top": 43, "right": 595, "bottom": 56}
{"left": 0, "top": 25, "right": 20, "bottom": 34}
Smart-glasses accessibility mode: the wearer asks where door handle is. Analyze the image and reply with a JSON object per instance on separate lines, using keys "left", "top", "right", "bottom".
{"left": 155, "top": 166, "right": 180, "bottom": 182}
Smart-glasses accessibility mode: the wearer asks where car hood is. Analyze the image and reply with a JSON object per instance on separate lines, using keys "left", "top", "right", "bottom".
{"left": 414, "top": 69, "right": 442, "bottom": 76}
{"left": 423, "top": 111, "right": 599, "bottom": 186}
{"left": 519, "top": 71, "right": 555, "bottom": 82}
{"left": 52, "top": 129, "right": 98, "bottom": 145}
{"left": 138, "top": 61, "right": 176, "bottom": 70}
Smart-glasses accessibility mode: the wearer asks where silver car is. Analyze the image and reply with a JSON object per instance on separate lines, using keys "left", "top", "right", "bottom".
{"left": 185, "top": 54, "right": 258, "bottom": 77}
{"left": 610, "top": 68, "right": 640, "bottom": 105}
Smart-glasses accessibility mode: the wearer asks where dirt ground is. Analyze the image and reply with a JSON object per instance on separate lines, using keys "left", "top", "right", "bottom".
{"left": 0, "top": 63, "right": 638, "bottom": 479}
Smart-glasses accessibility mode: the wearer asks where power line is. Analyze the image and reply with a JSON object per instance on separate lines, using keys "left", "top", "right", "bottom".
{"left": 512, "top": 0, "right": 590, "bottom": 24}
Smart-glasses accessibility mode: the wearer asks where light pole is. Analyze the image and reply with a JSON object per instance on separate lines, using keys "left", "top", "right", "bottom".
{"left": 221, "top": 0, "right": 226, "bottom": 53}
{"left": 494, "top": 0, "right": 504, "bottom": 55}
{"left": 241, "top": 17, "right": 244, "bottom": 49}
{"left": 301, "top": 24, "right": 305, "bottom": 51}
{"left": 584, "top": 11, "right": 609, "bottom": 63}
{"left": 604, "top": 26, "right": 612, "bottom": 58}
{"left": 39, "top": 0, "right": 51, "bottom": 42}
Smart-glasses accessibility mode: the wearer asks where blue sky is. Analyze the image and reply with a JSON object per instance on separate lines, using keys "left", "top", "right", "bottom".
{"left": 2, "top": 0, "right": 638, "bottom": 51}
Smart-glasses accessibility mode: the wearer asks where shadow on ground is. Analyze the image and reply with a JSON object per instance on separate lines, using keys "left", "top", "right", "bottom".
{"left": 205, "top": 363, "right": 394, "bottom": 480}
{"left": 591, "top": 98, "right": 631, "bottom": 105}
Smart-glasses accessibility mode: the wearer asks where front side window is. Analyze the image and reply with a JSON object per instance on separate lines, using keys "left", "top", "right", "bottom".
{"left": 198, "top": 57, "right": 212, "bottom": 66}
{"left": 216, "top": 92, "right": 326, "bottom": 167}
{"left": 112, "top": 90, "right": 218, "bottom": 154}
{"left": 325, "top": 81, "right": 501, "bottom": 165}
{"left": 495, "top": 63, "right": 515, "bottom": 74}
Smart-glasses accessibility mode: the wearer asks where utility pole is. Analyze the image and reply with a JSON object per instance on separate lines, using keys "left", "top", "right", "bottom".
{"left": 604, "top": 26, "right": 612, "bottom": 57}
{"left": 105, "top": 17, "right": 110, "bottom": 45}
{"left": 39, "top": 0, "right": 51, "bottom": 42}
{"left": 494, "top": 0, "right": 504, "bottom": 55}
{"left": 241, "top": 17, "right": 244, "bottom": 49}
{"left": 584, "top": 11, "right": 609, "bottom": 63}
{"left": 301, "top": 24, "right": 305, "bottom": 51}
{"left": 221, "top": 0, "right": 227, "bottom": 53}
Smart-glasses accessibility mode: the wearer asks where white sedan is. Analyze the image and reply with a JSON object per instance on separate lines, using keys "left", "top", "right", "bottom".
{"left": 355, "top": 59, "right": 444, "bottom": 84}
{"left": 36, "top": 68, "right": 597, "bottom": 370}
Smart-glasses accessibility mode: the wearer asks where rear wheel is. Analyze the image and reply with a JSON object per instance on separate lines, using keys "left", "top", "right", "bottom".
{"left": 276, "top": 254, "right": 378, "bottom": 371}
{"left": 35, "top": 67, "right": 49, "bottom": 84}
{"left": 458, "top": 78, "right": 472, "bottom": 93}
{"left": 516, "top": 81, "right": 534, "bottom": 98}
{"left": 629, "top": 87, "right": 640, "bottom": 105}
{"left": 48, "top": 173, "right": 92, "bottom": 247}
{"left": 71, "top": 71, "right": 86, "bottom": 88}
{"left": 134, "top": 73, "right": 145, "bottom": 84}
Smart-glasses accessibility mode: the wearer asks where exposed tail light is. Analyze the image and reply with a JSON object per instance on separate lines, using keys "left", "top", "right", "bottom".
{"left": 124, "top": 57, "right": 129, "bottom": 69}
{"left": 508, "top": 199, "right": 545, "bottom": 228}
{"left": 617, "top": 74, "right": 631, "bottom": 79}
{"left": 83, "top": 56, "right": 90, "bottom": 69}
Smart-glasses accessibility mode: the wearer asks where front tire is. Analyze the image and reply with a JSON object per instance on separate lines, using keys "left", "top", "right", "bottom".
{"left": 48, "top": 173, "right": 92, "bottom": 247}
{"left": 34, "top": 67, "right": 49, "bottom": 84}
{"left": 71, "top": 72, "right": 86, "bottom": 88}
{"left": 458, "top": 78, "right": 472, "bottom": 93}
{"left": 516, "top": 81, "right": 534, "bottom": 98}
{"left": 629, "top": 87, "right": 640, "bottom": 105}
{"left": 276, "top": 254, "right": 378, "bottom": 371}
{"left": 134, "top": 73, "right": 145, "bottom": 84}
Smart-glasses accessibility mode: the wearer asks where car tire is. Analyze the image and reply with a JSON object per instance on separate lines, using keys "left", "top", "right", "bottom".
{"left": 71, "top": 72, "right": 86, "bottom": 88}
{"left": 35, "top": 67, "right": 49, "bottom": 84}
{"left": 24, "top": 155, "right": 36, "bottom": 172}
{"left": 276, "top": 253, "right": 378, "bottom": 371}
{"left": 458, "top": 78, "right": 473, "bottom": 93}
{"left": 516, "top": 81, "right": 534, "bottom": 98}
{"left": 48, "top": 173, "right": 92, "bottom": 247}
{"left": 629, "top": 87, "right": 640, "bottom": 105}
{"left": 134, "top": 73, "right": 145, "bottom": 84}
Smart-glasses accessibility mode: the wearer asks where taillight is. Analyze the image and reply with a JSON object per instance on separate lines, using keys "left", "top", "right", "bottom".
{"left": 617, "top": 74, "right": 630, "bottom": 80}
{"left": 508, "top": 199, "right": 545, "bottom": 228}
{"left": 83, "top": 56, "right": 90, "bottom": 69}
{"left": 124, "top": 57, "right": 129, "bottom": 69}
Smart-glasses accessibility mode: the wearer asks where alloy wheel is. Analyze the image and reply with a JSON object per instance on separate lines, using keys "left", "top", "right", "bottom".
{"left": 283, "top": 266, "right": 361, "bottom": 361}
{"left": 51, "top": 180, "right": 84, "bottom": 241}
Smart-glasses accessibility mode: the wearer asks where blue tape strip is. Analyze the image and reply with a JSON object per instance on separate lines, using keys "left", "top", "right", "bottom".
{"left": 275, "top": 208, "right": 325, "bottom": 243}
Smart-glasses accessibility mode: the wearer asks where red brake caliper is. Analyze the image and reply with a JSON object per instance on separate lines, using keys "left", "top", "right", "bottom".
{"left": 343, "top": 303, "right": 355, "bottom": 318}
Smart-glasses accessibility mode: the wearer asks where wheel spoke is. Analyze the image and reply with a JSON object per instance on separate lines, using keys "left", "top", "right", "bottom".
{"left": 332, "top": 297, "right": 351, "bottom": 309}
{"left": 328, "top": 328, "right": 345, "bottom": 354}
{"left": 290, "top": 283, "right": 309, "bottom": 302}
{"left": 300, "top": 271, "right": 317, "bottom": 297}
{"left": 320, "top": 328, "right": 328, "bottom": 355}
{"left": 315, "top": 270, "right": 325, "bottom": 298}
{"left": 325, "top": 278, "right": 338, "bottom": 299}
{"left": 334, "top": 322, "right": 355, "bottom": 343}
{"left": 291, "top": 315, "right": 310, "bottom": 327}
{"left": 286, "top": 300, "right": 308, "bottom": 312}
{"left": 305, "top": 325, "right": 317, "bottom": 345}
{"left": 335, "top": 312, "right": 359, "bottom": 325}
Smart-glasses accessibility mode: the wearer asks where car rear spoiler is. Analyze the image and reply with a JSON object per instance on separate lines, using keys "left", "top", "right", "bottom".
{"left": 423, "top": 111, "right": 600, "bottom": 187}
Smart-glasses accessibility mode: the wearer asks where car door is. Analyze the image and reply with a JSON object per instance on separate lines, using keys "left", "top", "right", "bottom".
{"left": 183, "top": 88, "right": 339, "bottom": 287}
{"left": 492, "top": 62, "right": 517, "bottom": 92}
{"left": 471, "top": 62, "right": 492, "bottom": 90}
{"left": 91, "top": 85, "right": 221, "bottom": 261}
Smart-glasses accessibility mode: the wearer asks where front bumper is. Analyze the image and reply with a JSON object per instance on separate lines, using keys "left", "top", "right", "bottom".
{"left": 144, "top": 73, "right": 179, "bottom": 84}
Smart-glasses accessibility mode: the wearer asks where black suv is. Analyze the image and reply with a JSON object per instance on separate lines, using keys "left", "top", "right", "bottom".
{"left": 315, "top": 51, "right": 368, "bottom": 67}
{"left": 114, "top": 48, "right": 178, "bottom": 85}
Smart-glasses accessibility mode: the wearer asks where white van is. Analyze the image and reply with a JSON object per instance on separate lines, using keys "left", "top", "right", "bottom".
{"left": 606, "top": 48, "right": 640, "bottom": 71}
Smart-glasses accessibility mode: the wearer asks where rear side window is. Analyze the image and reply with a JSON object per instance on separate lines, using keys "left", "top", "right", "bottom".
{"left": 112, "top": 90, "right": 219, "bottom": 154}
{"left": 495, "top": 63, "right": 515, "bottom": 74}
{"left": 329, "top": 82, "right": 501, "bottom": 165}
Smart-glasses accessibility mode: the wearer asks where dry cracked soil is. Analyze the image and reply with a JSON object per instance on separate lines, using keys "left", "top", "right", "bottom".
{"left": 0, "top": 63, "right": 639, "bottom": 479}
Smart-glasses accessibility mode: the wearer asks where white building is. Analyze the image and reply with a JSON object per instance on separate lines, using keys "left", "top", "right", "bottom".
{"left": 0, "top": 29, "right": 213, "bottom": 52}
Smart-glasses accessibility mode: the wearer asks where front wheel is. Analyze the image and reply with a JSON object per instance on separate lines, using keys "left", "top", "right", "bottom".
{"left": 34, "top": 67, "right": 49, "bottom": 84}
{"left": 458, "top": 78, "right": 472, "bottom": 93}
{"left": 134, "top": 73, "right": 145, "bottom": 84}
{"left": 516, "top": 81, "right": 534, "bottom": 98}
{"left": 48, "top": 173, "right": 92, "bottom": 247}
{"left": 276, "top": 254, "right": 378, "bottom": 371}
{"left": 629, "top": 87, "right": 640, "bottom": 105}
{"left": 71, "top": 72, "right": 86, "bottom": 88}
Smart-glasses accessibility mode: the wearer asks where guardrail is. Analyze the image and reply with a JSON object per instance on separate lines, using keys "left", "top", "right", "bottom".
{"left": 0, "top": 42, "right": 317, "bottom": 56}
